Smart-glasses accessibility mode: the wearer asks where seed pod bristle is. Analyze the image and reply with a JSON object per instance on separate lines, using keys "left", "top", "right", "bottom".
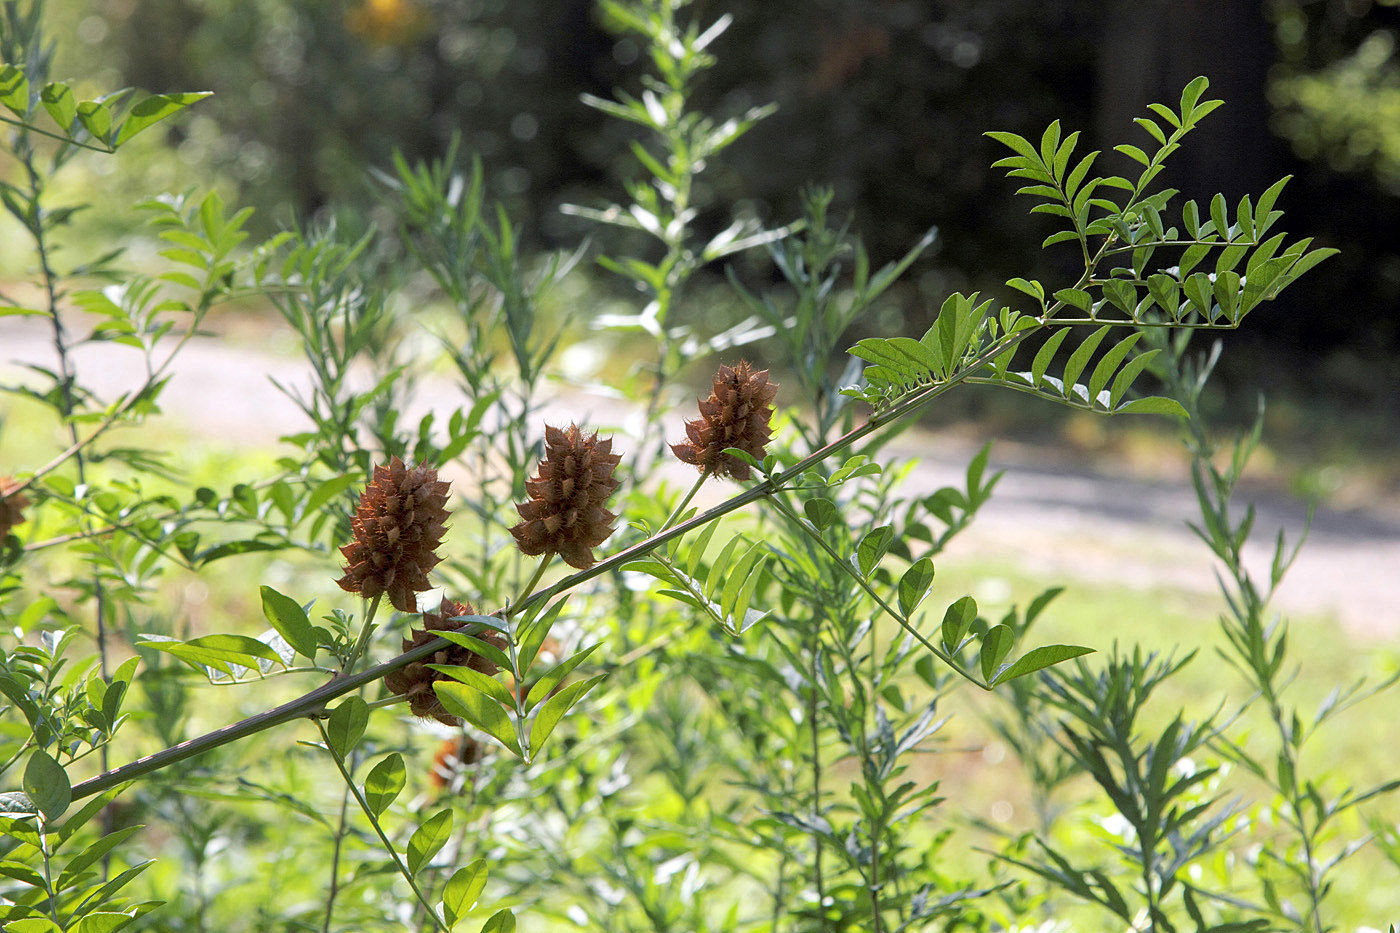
{"left": 336, "top": 457, "right": 451, "bottom": 612}
{"left": 671, "top": 361, "right": 778, "bottom": 481}
{"left": 510, "top": 424, "right": 621, "bottom": 569}
{"left": 383, "top": 598, "right": 507, "bottom": 726}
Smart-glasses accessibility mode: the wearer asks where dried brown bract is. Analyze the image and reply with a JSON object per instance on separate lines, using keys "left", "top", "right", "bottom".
{"left": 510, "top": 424, "right": 621, "bottom": 570}
{"left": 0, "top": 477, "right": 29, "bottom": 539}
{"left": 336, "top": 457, "right": 450, "bottom": 612}
{"left": 383, "top": 599, "right": 508, "bottom": 726}
{"left": 671, "top": 361, "right": 778, "bottom": 481}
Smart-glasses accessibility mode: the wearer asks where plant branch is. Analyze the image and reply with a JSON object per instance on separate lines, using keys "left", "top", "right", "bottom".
{"left": 314, "top": 719, "right": 451, "bottom": 933}
{"left": 72, "top": 326, "right": 1042, "bottom": 802}
{"left": 764, "top": 492, "right": 983, "bottom": 690}
{"left": 661, "top": 469, "right": 709, "bottom": 531}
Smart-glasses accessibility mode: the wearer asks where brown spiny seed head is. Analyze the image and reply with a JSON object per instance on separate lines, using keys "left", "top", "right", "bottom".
{"left": 0, "top": 477, "right": 29, "bottom": 539}
{"left": 429, "top": 734, "right": 484, "bottom": 791}
{"left": 510, "top": 424, "right": 621, "bottom": 570}
{"left": 671, "top": 361, "right": 778, "bottom": 481}
{"left": 383, "top": 599, "right": 508, "bottom": 726}
{"left": 336, "top": 457, "right": 451, "bottom": 612}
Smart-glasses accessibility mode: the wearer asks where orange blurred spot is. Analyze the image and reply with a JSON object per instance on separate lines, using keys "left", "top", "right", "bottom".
{"left": 346, "top": 0, "right": 430, "bottom": 46}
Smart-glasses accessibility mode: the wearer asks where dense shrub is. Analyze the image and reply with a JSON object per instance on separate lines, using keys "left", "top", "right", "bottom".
{"left": 1, "top": 1, "right": 1395, "bottom": 930}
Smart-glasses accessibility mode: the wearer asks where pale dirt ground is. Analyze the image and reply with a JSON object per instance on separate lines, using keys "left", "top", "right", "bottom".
{"left": 3, "top": 317, "right": 1397, "bottom": 639}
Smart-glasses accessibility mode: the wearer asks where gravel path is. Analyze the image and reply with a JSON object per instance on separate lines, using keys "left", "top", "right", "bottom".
{"left": 3, "top": 319, "right": 1396, "bottom": 638}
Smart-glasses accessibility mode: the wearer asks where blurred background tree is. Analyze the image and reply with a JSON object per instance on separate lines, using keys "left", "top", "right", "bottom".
{"left": 47, "top": 0, "right": 1400, "bottom": 430}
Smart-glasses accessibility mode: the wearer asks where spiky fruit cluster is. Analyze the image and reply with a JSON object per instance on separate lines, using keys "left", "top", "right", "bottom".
{"left": 429, "top": 734, "right": 484, "bottom": 791}
{"left": 0, "top": 477, "right": 29, "bottom": 539}
{"left": 336, "top": 458, "right": 450, "bottom": 612}
{"left": 510, "top": 424, "right": 621, "bottom": 570}
{"left": 671, "top": 361, "right": 778, "bottom": 481}
{"left": 383, "top": 599, "right": 507, "bottom": 726}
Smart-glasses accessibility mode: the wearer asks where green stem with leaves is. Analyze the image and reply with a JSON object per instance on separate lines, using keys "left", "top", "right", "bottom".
{"left": 69, "top": 326, "right": 1033, "bottom": 803}
{"left": 343, "top": 594, "right": 384, "bottom": 675}
{"left": 764, "top": 492, "right": 983, "bottom": 690}
{"left": 314, "top": 719, "right": 451, "bottom": 933}
{"left": 662, "top": 470, "right": 710, "bottom": 531}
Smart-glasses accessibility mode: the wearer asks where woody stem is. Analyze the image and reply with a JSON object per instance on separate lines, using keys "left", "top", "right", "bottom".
{"left": 507, "top": 553, "right": 554, "bottom": 618}
{"left": 343, "top": 594, "right": 383, "bottom": 675}
{"left": 661, "top": 470, "right": 710, "bottom": 532}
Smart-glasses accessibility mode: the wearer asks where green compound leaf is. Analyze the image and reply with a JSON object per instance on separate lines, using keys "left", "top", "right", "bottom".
{"left": 980, "top": 624, "right": 1015, "bottom": 683}
{"left": 428, "top": 663, "right": 516, "bottom": 710}
{"left": 855, "top": 525, "right": 894, "bottom": 577}
{"left": 529, "top": 673, "right": 607, "bottom": 758}
{"left": 803, "top": 497, "right": 839, "bottom": 531}
{"left": 897, "top": 558, "right": 936, "bottom": 617}
{"left": 76, "top": 99, "right": 112, "bottom": 143}
{"left": 114, "top": 91, "right": 212, "bottom": 145}
{"left": 363, "top": 753, "right": 406, "bottom": 817}
{"left": 991, "top": 644, "right": 1094, "bottom": 686}
{"left": 479, "top": 909, "right": 516, "bottom": 933}
{"left": 525, "top": 643, "right": 600, "bottom": 712}
{"left": 1118, "top": 397, "right": 1189, "bottom": 418}
{"left": 941, "top": 596, "right": 978, "bottom": 653}
{"left": 40, "top": 81, "right": 76, "bottom": 131}
{"left": 23, "top": 748, "right": 69, "bottom": 820}
{"left": 407, "top": 809, "right": 453, "bottom": 876}
{"left": 75, "top": 914, "right": 136, "bottom": 933}
{"left": 0, "top": 64, "right": 30, "bottom": 117}
{"left": 6, "top": 918, "right": 65, "bottom": 933}
{"left": 443, "top": 859, "right": 489, "bottom": 927}
{"left": 259, "top": 586, "right": 317, "bottom": 661}
{"left": 324, "top": 696, "right": 369, "bottom": 758}
{"left": 435, "top": 682, "right": 521, "bottom": 757}
{"left": 137, "top": 633, "right": 282, "bottom": 678}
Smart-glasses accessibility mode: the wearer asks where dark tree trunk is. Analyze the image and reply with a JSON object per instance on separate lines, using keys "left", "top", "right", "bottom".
{"left": 1096, "top": 0, "right": 1281, "bottom": 205}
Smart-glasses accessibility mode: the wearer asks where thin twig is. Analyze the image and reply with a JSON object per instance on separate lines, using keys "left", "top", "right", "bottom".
{"left": 314, "top": 720, "right": 451, "bottom": 933}
{"left": 71, "top": 327, "right": 1038, "bottom": 802}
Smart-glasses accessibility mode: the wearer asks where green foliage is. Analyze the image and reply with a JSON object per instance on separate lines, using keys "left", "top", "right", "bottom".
{"left": 0, "top": 0, "right": 1391, "bottom": 930}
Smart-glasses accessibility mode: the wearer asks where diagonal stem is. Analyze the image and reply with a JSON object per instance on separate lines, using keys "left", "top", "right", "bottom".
{"left": 314, "top": 719, "right": 451, "bottom": 933}
{"left": 763, "top": 492, "right": 983, "bottom": 690}
{"left": 70, "top": 328, "right": 1033, "bottom": 802}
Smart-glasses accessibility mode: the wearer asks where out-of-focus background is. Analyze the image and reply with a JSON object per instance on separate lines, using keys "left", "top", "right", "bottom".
{"left": 15, "top": 0, "right": 1400, "bottom": 474}
{"left": 3, "top": 4, "right": 1400, "bottom": 923}
{"left": 2, "top": 0, "right": 1397, "bottom": 623}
